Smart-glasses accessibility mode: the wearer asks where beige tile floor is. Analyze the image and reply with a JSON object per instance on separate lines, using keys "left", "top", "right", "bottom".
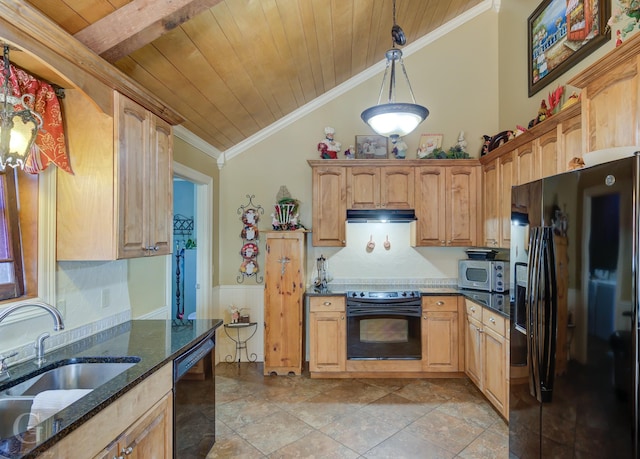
{"left": 206, "top": 363, "right": 508, "bottom": 458}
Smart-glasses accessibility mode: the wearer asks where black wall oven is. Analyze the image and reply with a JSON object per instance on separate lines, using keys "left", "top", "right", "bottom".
{"left": 346, "top": 291, "right": 422, "bottom": 360}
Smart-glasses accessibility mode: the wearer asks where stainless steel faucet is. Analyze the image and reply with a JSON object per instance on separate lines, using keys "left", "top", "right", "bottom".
{"left": 0, "top": 301, "right": 65, "bottom": 376}
{"left": 0, "top": 301, "right": 65, "bottom": 330}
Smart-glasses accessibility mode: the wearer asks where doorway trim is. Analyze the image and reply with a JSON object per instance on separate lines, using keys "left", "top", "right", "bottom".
{"left": 172, "top": 162, "right": 213, "bottom": 318}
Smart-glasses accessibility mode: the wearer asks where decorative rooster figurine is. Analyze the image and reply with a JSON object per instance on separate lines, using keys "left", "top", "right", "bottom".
{"left": 547, "top": 85, "right": 564, "bottom": 117}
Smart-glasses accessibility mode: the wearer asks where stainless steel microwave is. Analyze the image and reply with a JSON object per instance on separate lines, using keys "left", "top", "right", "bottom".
{"left": 458, "top": 259, "right": 509, "bottom": 293}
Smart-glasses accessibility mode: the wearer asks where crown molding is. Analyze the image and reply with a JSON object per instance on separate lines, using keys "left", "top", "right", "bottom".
{"left": 173, "top": 125, "right": 222, "bottom": 161}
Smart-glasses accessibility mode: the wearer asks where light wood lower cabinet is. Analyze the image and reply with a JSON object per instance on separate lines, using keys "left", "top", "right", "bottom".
{"left": 421, "top": 296, "right": 464, "bottom": 372}
{"left": 464, "top": 299, "right": 509, "bottom": 419}
{"left": 309, "top": 296, "right": 346, "bottom": 374}
{"left": 46, "top": 364, "right": 173, "bottom": 458}
{"left": 94, "top": 393, "right": 172, "bottom": 459}
{"left": 465, "top": 309, "right": 483, "bottom": 388}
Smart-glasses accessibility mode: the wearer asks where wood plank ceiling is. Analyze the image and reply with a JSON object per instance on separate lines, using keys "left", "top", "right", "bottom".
{"left": 24, "top": 0, "right": 483, "bottom": 153}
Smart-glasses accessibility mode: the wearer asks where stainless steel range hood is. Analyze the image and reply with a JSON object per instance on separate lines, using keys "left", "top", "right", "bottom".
{"left": 346, "top": 209, "right": 417, "bottom": 223}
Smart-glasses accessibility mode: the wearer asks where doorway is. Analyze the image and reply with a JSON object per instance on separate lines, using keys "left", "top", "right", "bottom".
{"left": 172, "top": 162, "right": 213, "bottom": 321}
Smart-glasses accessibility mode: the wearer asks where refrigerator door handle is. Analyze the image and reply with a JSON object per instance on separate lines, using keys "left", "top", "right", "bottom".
{"left": 539, "top": 227, "right": 557, "bottom": 403}
{"left": 527, "top": 227, "right": 543, "bottom": 402}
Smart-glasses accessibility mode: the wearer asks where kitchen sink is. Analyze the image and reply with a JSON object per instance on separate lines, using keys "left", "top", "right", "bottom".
{"left": 0, "top": 397, "right": 34, "bottom": 439}
{"left": 1, "top": 358, "right": 140, "bottom": 396}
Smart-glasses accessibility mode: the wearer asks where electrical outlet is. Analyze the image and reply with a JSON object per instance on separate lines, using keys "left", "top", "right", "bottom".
{"left": 101, "top": 289, "right": 110, "bottom": 309}
{"left": 57, "top": 299, "right": 66, "bottom": 317}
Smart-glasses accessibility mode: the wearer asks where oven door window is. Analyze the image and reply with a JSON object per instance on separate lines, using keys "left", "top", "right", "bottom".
{"left": 360, "top": 317, "right": 408, "bottom": 343}
{"left": 347, "top": 313, "right": 421, "bottom": 360}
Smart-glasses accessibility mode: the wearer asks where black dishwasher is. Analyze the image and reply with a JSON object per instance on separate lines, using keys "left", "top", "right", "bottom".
{"left": 173, "top": 330, "right": 216, "bottom": 458}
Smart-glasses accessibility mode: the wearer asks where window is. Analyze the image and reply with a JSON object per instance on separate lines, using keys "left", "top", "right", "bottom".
{"left": 0, "top": 169, "right": 25, "bottom": 300}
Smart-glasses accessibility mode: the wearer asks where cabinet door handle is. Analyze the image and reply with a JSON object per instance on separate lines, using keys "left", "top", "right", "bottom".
{"left": 436, "top": 301, "right": 444, "bottom": 306}
{"left": 470, "top": 307, "right": 476, "bottom": 313}
{"left": 489, "top": 317, "right": 496, "bottom": 324}
{"left": 440, "top": 240, "right": 445, "bottom": 246}
{"left": 477, "top": 328, "right": 483, "bottom": 333}
{"left": 323, "top": 301, "right": 332, "bottom": 306}
{"left": 121, "top": 446, "right": 133, "bottom": 456}
{"left": 341, "top": 316, "right": 344, "bottom": 320}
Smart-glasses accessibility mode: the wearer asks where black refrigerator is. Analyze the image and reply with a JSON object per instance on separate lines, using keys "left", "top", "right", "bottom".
{"left": 509, "top": 155, "right": 639, "bottom": 458}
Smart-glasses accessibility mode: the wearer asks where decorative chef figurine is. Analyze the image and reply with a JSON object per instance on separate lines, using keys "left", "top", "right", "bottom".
{"left": 391, "top": 137, "right": 408, "bottom": 159}
{"left": 317, "top": 126, "right": 341, "bottom": 159}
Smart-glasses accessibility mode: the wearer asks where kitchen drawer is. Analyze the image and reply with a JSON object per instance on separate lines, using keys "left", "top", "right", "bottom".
{"left": 423, "top": 296, "right": 458, "bottom": 312}
{"left": 482, "top": 308, "right": 505, "bottom": 337}
{"left": 310, "top": 296, "right": 345, "bottom": 312}
{"left": 465, "top": 299, "right": 483, "bottom": 321}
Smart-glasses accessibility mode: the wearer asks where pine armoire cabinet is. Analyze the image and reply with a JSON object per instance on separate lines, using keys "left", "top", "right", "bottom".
{"left": 263, "top": 231, "right": 306, "bottom": 375}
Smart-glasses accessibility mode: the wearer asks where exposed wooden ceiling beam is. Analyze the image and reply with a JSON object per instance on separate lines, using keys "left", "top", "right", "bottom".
{"left": 73, "top": 0, "right": 222, "bottom": 62}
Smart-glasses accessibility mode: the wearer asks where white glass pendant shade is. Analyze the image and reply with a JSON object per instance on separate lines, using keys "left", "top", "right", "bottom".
{"left": 361, "top": 103, "right": 429, "bottom": 138}
{"left": 360, "top": 9, "right": 428, "bottom": 139}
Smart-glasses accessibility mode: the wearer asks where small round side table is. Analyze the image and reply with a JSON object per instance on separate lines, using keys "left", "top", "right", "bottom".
{"left": 223, "top": 322, "right": 258, "bottom": 365}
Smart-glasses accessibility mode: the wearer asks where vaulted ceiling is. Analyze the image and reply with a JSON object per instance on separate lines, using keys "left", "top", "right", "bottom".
{"left": 23, "top": 0, "right": 484, "bottom": 154}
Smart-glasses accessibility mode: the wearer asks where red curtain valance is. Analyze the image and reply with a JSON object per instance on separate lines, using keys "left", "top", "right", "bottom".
{"left": 3, "top": 64, "right": 72, "bottom": 175}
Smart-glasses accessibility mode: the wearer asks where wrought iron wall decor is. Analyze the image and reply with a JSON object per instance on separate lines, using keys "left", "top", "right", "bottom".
{"left": 237, "top": 195, "right": 264, "bottom": 284}
{"left": 173, "top": 214, "right": 194, "bottom": 236}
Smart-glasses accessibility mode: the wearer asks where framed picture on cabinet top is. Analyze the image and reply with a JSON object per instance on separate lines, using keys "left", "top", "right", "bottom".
{"left": 417, "top": 133, "right": 443, "bottom": 158}
{"left": 527, "top": 0, "right": 609, "bottom": 96}
{"left": 355, "top": 135, "right": 388, "bottom": 159}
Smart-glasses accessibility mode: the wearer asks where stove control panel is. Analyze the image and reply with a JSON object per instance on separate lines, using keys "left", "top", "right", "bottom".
{"left": 347, "top": 290, "right": 421, "bottom": 299}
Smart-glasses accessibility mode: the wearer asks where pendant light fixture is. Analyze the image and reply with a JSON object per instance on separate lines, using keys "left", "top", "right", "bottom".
{"left": 0, "top": 44, "right": 42, "bottom": 170}
{"left": 361, "top": 0, "right": 428, "bottom": 140}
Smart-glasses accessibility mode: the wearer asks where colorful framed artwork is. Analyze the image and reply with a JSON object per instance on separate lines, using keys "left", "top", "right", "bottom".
{"left": 355, "top": 135, "right": 388, "bottom": 159}
{"left": 528, "top": 0, "right": 609, "bottom": 96}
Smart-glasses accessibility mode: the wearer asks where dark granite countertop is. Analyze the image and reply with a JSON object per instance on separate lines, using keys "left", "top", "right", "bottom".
{"left": 0, "top": 318, "right": 222, "bottom": 459}
{"left": 306, "top": 286, "right": 510, "bottom": 319}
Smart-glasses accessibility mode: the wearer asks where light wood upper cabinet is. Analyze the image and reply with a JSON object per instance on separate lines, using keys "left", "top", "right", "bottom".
{"left": 498, "top": 152, "right": 515, "bottom": 249}
{"left": 481, "top": 154, "right": 514, "bottom": 249}
{"left": 57, "top": 90, "right": 173, "bottom": 260}
{"left": 569, "top": 39, "right": 640, "bottom": 153}
{"left": 557, "top": 113, "right": 582, "bottom": 173}
{"left": 116, "top": 93, "right": 173, "bottom": 259}
{"left": 309, "top": 296, "right": 346, "bottom": 374}
{"left": 414, "top": 164, "right": 480, "bottom": 247}
{"left": 308, "top": 160, "right": 479, "bottom": 248}
{"left": 414, "top": 166, "right": 445, "bottom": 246}
{"left": 347, "top": 166, "right": 414, "bottom": 209}
{"left": 311, "top": 166, "right": 346, "bottom": 246}
{"left": 515, "top": 141, "right": 538, "bottom": 185}
{"left": 482, "top": 161, "right": 499, "bottom": 248}
{"left": 479, "top": 103, "right": 581, "bottom": 250}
